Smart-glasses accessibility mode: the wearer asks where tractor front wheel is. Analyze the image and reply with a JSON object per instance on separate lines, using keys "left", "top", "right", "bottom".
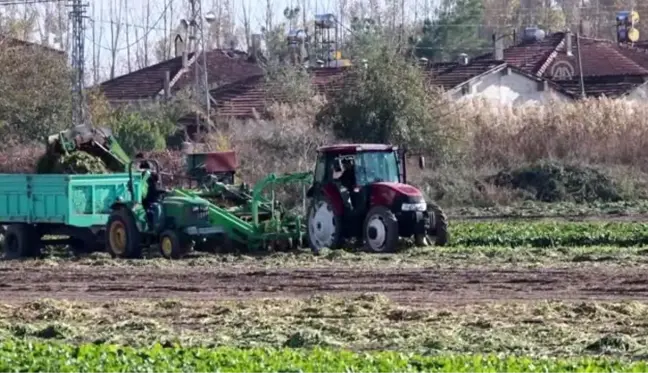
{"left": 159, "top": 230, "right": 191, "bottom": 259}
{"left": 415, "top": 202, "right": 449, "bottom": 246}
{"left": 306, "top": 197, "right": 343, "bottom": 254}
{"left": 106, "top": 209, "right": 142, "bottom": 258}
{"left": 363, "top": 206, "right": 399, "bottom": 253}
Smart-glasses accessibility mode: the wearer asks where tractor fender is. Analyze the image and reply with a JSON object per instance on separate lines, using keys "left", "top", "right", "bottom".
{"left": 321, "top": 183, "right": 345, "bottom": 216}
{"left": 109, "top": 202, "right": 146, "bottom": 232}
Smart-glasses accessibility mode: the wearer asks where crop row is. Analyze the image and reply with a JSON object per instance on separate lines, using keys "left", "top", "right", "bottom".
{"left": 1, "top": 340, "right": 646, "bottom": 372}
{"left": 449, "top": 221, "right": 648, "bottom": 247}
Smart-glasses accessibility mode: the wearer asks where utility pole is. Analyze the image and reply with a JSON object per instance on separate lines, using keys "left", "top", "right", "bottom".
{"left": 69, "top": 0, "right": 87, "bottom": 127}
{"left": 186, "top": 0, "right": 211, "bottom": 136}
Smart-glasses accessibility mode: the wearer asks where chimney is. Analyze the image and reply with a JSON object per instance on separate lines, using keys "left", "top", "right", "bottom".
{"left": 250, "top": 34, "right": 261, "bottom": 59}
{"left": 163, "top": 70, "right": 170, "bottom": 100}
{"left": 492, "top": 34, "right": 504, "bottom": 60}
{"left": 565, "top": 30, "right": 573, "bottom": 56}
{"left": 174, "top": 34, "right": 184, "bottom": 58}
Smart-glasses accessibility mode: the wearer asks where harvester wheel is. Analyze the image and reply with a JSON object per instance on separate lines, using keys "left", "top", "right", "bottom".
{"left": 3, "top": 224, "right": 41, "bottom": 259}
{"left": 159, "top": 230, "right": 191, "bottom": 259}
{"left": 362, "top": 206, "right": 399, "bottom": 253}
{"left": 428, "top": 202, "right": 449, "bottom": 246}
{"left": 106, "top": 209, "right": 142, "bottom": 259}
{"left": 306, "top": 197, "right": 343, "bottom": 254}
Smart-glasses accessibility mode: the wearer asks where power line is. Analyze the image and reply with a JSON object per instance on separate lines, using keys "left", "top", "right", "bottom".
{"left": 0, "top": 0, "right": 63, "bottom": 4}
{"left": 85, "top": 0, "right": 174, "bottom": 53}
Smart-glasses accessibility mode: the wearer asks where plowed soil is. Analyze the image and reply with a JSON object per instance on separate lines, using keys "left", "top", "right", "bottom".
{"left": 1, "top": 263, "right": 647, "bottom": 305}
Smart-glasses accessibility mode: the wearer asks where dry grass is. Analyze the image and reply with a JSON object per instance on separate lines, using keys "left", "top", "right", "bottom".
{"left": 2, "top": 295, "right": 648, "bottom": 357}
{"left": 2, "top": 97, "right": 648, "bottom": 207}
{"left": 454, "top": 97, "right": 648, "bottom": 168}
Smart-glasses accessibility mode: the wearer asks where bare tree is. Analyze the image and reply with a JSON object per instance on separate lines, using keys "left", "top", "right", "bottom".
{"left": 108, "top": 0, "right": 123, "bottom": 79}
{"left": 240, "top": 0, "right": 251, "bottom": 50}
{"left": 124, "top": 0, "right": 131, "bottom": 73}
{"left": 265, "top": 0, "right": 273, "bottom": 32}
{"left": 91, "top": 6, "right": 104, "bottom": 84}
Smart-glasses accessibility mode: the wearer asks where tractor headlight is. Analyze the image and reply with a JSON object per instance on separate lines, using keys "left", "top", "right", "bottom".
{"left": 401, "top": 202, "right": 427, "bottom": 212}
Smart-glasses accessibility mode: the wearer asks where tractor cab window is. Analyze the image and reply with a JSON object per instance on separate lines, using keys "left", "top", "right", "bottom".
{"left": 356, "top": 151, "right": 400, "bottom": 185}
{"left": 313, "top": 156, "right": 327, "bottom": 183}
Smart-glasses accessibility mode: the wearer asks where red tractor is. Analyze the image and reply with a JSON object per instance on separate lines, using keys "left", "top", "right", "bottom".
{"left": 305, "top": 144, "right": 449, "bottom": 253}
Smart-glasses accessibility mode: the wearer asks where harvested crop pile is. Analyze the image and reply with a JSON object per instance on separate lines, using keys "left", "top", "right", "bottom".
{"left": 487, "top": 161, "right": 622, "bottom": 203}
{"left": 35, "top": 151, "right": 109, "bottom": 174}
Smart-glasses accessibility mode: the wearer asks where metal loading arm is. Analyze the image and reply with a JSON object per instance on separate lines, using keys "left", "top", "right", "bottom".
{"left": 250, "top": 172, "right": 313, "bottom": 226}
{"left": 45, "top": 125, "right": 131, "bottom": 173}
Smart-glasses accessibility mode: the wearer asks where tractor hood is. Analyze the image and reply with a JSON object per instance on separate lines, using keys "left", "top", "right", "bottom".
{"left": 373, "top": 182, "right": 423, "bottom": 197}
{"left": 370, "top": 182, "right": 425, "bottom": 207}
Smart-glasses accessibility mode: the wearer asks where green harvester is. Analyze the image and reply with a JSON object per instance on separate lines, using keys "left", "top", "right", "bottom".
{"left": 0, "top": 125, "right": 311, "bottom": 259}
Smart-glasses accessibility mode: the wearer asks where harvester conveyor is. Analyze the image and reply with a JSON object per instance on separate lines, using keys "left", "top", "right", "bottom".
{"left": 172, "top": 171, "right": 313, "bottom": 250}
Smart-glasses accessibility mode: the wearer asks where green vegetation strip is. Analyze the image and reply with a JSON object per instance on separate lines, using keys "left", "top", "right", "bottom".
{"left": 0, "top": 340, "right": 646, "bottom": 373}
{"left": 450, "top": 221, "right": 648, "bottom": 247}
{"left": 4, "top": 296, "right": 648, "bottom": 357}
{"left": 451, "top": 200, "right": 648, "bottom": 219}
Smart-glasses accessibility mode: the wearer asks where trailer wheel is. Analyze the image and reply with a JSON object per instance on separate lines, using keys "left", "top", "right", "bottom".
{"left": 159, "top": 230, "right": 191, "bottom": 259}
{"left": 106, "top": 209, "right": 141, "bottom": 259}
{"left": 4, "top": 224, "right": 41, "bottom": 259}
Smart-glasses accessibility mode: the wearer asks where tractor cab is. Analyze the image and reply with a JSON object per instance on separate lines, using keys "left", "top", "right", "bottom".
{"left": 311, "top": 144, "right": 402, "bottom": 213}
{"left": 305, "top": 143, "right": 448, "bottom": 254}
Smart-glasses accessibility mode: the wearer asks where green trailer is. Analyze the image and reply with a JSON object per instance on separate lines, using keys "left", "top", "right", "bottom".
{"left": 0, "top": 160, "right": 225, "bottom": 259}
{"left": 0, "top": 173, "right": 143, "bottom": 258}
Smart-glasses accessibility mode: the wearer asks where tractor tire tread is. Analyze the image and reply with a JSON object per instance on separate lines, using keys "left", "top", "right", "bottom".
{"left": 428, "top": 202, "right": 449, "bottom": 246}
{"left": 106, "top": 208, "right": 142, "bottom": 259}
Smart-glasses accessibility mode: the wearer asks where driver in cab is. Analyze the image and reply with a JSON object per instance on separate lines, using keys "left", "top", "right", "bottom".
{"left": 333, "top": 157, "right": 359, "bottom": 209}
{"left": 135, "top": 153, "right": 162, "bottom": 228}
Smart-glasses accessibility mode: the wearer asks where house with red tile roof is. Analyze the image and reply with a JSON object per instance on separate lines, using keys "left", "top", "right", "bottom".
{"left": 210, "top": 57, "right": 572, "bottom": 119}
{"left": 97, "top": 29, "right": 648, "bottom": 123}
{"left": 98, "top": 49, "right": 263, "bottom": 105}
{"left": 473, "top": 30, "right": 648, "bottom": 99}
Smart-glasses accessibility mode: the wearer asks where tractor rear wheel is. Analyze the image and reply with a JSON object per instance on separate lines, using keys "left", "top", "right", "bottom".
{"left": 159, "top": 230, "right": 191, "bottom": 259}
{"left": 4, "top": 224, "right": 41, "bottom": 259}
{"left": 106, "top": 208, "right": 142, "bottom": 259}
{"left": 363, "top": 206, "right": 399, "bottom": 253}
{"left": 306, "top": 196, "right": 343, "bottom": 254}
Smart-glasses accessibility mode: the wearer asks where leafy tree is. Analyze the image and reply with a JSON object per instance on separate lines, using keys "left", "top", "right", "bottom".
{"left": 0, "top": 43, "right": 71, "bottom": 145}
{"left": 107, "top": 108, "right": 176, "bottom": 156}
{"left": 315, "top": 35, "right": 454, "bottom": 160}
{"left": 412, "top": 0, "right": 487, "bottom": 61}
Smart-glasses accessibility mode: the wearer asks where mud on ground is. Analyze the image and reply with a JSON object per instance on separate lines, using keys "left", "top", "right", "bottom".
{"left": 1, "top": 262, "right": 647, "bottom": 305}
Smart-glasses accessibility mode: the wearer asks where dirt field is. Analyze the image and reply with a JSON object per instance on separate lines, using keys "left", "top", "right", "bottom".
{"left": 2, "top": 262, "right": 647, "bottom": 305}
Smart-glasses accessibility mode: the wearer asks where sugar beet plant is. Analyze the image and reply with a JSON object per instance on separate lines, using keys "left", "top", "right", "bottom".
{"left": 2, "top": 340, "right": 648, "bottom": 372}
{"left": 449, "top": 221, "right": 648, "bottom": 247}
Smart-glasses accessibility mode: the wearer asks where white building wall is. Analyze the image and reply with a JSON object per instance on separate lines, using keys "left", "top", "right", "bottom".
{"left": 625, "top": 83, "right": 648, "bottom": 101}
{"left": 449, "top": 70, "right": 571, "bottom": 105}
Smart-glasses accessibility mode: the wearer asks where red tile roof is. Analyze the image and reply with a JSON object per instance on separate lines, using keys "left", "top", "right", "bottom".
{"left": 555, "top": 75, "right": 646, "bottom": 97}
{"left": 211, "top": 61, "right": 511, "bottom": 119}
{"left": 425, "top": 59, "right": 506, "bottom": 89}
{"left": 212, "top": 67, "right": 349, "bottom": 118}
{"left": 99, "top": 49, "right": 263, "bottom": 102}
{"left": 475, "top": 32, "right": 648, "bottom": 97}
{"left": 0, "top": 35, "right": 66, "bottom": 56}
